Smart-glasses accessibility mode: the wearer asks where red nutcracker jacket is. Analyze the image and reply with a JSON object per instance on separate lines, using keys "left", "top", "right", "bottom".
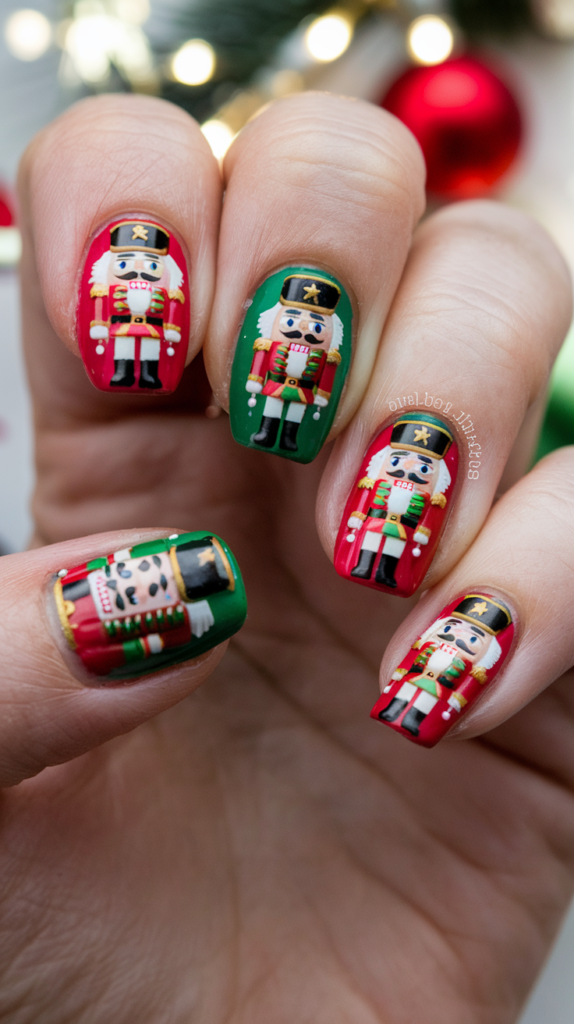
{"left": 349, "top": 475, "right": 447, "bottom": 546}
{"left": 90, "top": 281, "right": 185, "bottom": 342}
{"left": 395, "top": 638, "right": 487, "bottom": 706}
{"left": 248, "top": 338, "right": 342, "bottom": 405}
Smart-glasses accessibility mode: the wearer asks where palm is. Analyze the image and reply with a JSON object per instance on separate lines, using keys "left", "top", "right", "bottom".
{"left": 3, "top": 355, "right": 571, "bottom": 1023}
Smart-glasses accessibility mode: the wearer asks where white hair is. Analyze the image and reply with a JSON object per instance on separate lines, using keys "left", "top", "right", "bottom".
{"left": 257, "top": 302, "right": 343, "bottom": 349}
{"left": 89, "top": 250, "right": 183, "bottom": 292}
{"left": 365, "top": 444, "right": 450, "bottom": 495}
{"left": 419, "top": 616, "right": 502, "bottom": 670}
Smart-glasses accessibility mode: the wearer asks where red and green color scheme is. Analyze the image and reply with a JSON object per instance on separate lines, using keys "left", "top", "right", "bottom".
{"left": 53, "top": 532, "right": 247, "bottom": 681}
{"left": 371, "top": 593, "right": 514, "bottom": 746}
{"left": 76, "top": 218, "right": 189, "bottom": 394}
{"left": 335, "top": 412, "right": 458, "bottom": 597}
{"left": 229, "top": 266, "right": 353, "bottom": 464}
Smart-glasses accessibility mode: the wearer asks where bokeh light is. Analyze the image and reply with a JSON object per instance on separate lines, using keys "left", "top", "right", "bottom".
{"left": 305, "top": 13, "right": 352, "bottom": 63}
{"left": 407, "top": 15, "right": 454, "bottom": 66}
{"left": 201, "top": 119, "right": 234, "bottom": 159}
{"left": 4, "top": 9, "right": 51, "bottom": 61}
{"left": 172, "top": 39, "right": 215, "bottom": 86}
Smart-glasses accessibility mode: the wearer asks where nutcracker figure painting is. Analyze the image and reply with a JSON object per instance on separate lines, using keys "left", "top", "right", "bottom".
{"left": 229, "top": 267, "right": 353, "bottom": 463}
{"left": 334, "top": 412, "right": 459, "bottom": 597}
{"left": 52, "top": 532, "right": 247, "bottom": 682}
{"left": 371, "top": 594, "right": 514, "bottom": 746}
{"left": 77, "top": 219, "right": 189, "bottom": 395}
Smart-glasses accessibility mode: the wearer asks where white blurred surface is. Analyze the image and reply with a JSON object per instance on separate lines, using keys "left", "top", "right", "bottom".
{"left": 0, "top": 270, "right": 32, "bottom": 551}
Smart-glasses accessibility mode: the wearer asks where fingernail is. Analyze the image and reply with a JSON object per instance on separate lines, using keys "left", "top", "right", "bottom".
{"left": 229, "top": 267, "right": 352, "bottom": 464}
{"left": 77, "top": 218, "right": 189, "bottom": 395}
{"left": 52, "top": 532, "right": 246, "bottom": 682}
{"left": 371, "top": 593, "right": 514, "bottom": 746}
{"left": 334, "top": 412, "right": 459, "bottom": 597}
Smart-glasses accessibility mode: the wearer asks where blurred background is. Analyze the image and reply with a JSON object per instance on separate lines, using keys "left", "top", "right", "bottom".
{"left": 0, "top": 0, "right": 573, "bottom": 1016}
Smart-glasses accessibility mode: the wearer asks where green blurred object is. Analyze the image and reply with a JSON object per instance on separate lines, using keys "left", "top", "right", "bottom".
{"left": 536, "top": 324, "right": 574, "bottom": 461}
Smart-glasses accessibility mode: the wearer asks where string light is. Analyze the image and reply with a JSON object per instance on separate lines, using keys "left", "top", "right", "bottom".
{"left": 201, "top": 119, "right": 234, "bottom": 159}
{"left": 4, "top": 9, "right": 51, "bottom": 61}
{"left": 305, "top": 13, "right": 352, "bottom": 63}
{"left": 172, "top": 39, "right": 215, "bottom": 86}
{"left": 407, "top": 15, "right": 454, "bottom": 66}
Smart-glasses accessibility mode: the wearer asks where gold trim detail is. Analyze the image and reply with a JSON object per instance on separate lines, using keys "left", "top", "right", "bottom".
{"left": 316, "top": 388, "right": 330, "bottom": 400}
{"left": 253, "top": 338, "right": 272, "bottom": 351}
{"left": 90, "top": 319, "right": 107, "bottom": 327}
{"left": 248, "top": 374, "right": 263, "bottom": 383}
{"left": 416, "top": 526, "right": 431, "bottom": 538}
{"left": 169, "top": 546, "right": 188, "bottom": 603}
{"left": 431, "top": 494, "right": 447, "bottom": 508}
{"left": 326, "top": 349, "right": 342, "bottom": 365}
{"left": 53, "top": 578, "right": 77, "bottom": 650}
{"left": 212, "top": 537, "right": 235, "bottom": 592}
{"left": 163, "top": 323, "right": 180, "bottom": 333}
{"left": 358, "top": 476, "right": 374, "bottom": 489}
{"left": 90, "top": 285, "right": 108, "bottom": 298}
{"left": 168, "top": 288, "right": 185, "bottom": 303}
{"left": 470, "top": 666, "right": 488, "bottom": 685}
{"left": 452, "top": 692, "right": 468, "bottom": 706}
{"left": 350, "top": 511, "right": 366, "bottom": 521}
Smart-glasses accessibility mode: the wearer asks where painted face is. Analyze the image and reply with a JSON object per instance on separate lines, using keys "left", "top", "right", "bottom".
{"left": 432, "top": 616, "right": 491, "bottom": 662}
{"left": 90, "top": 553, "right": 180, "bottom": 620}
{"left": 271, "top": 306, "right": 334, "bottom": 350}
{"left": 381, "top": 448, "right": 439, "bottom": 495}
{"left": 109, "top": 251, "right": 167, "bottom": 286}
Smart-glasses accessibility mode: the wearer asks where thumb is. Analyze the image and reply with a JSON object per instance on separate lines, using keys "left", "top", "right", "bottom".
{"left": 0, "top": 528, "right": 246, "bottom": 787}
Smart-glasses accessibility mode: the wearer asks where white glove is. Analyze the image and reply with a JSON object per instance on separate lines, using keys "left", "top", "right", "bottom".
{"left": 413, "top": 530, "right": 430, "bottom": 545}
{"left": 347, "top": 516, "right": 364, "bottom": 529}
{"left": 314, "top": 394, "right": 328, "bottom": 407}
{"left": 90, "top": 325, "right": 108, "bottom": 340}
{"left": 447, "top": 693, "right": 464, "bottom": 712}
{"left": 188, "top": 600, "right": 215, "bottom": 639}
{"left": 164, "top": 329, "right": 180, "bottom": 342}
{"left": 246, "top": 380, "right": 263, "bottom": 394}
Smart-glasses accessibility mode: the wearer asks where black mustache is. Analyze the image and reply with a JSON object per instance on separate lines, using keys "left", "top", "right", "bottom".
{"left": 438, "top": 632, "right": 473, "bottom": 655}
{"left": 281, "top": 329, "right": 302, "bottom": 338}
{"left": 387, "top": 469, "right": 405, "bottom": 478}
{"left": 304, "top": 334, "right": 319, "bottom": 344}
{"left": 115, "top": 271, "right": 159, "bottom": 282}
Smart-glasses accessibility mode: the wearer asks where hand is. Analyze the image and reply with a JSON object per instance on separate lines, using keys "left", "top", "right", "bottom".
{"left": 187, "top": 599, "right": 215, "bottom": 639}
{"left": 164, "top": 329, "right": 181, "bottom": 342}
{"left": 413, "top": 530, "right": 430, "bottom": 545}
{"left": 347, "top": 515, "right": 364, "bottom": 529}
{"left": 89, "top": 325, "right": 108, "bottom": 340}
{"left": 5, "top": 92, "right": 574, "bottom": 1023}
{"left": 313, "top": 393, "right": 328, "bottom": 407}
{"left": 245, "top": 379, "right": 263, "bottom": 394}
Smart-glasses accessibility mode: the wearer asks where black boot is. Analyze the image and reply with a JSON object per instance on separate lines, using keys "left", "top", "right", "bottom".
{"left": 351, "top": 549, "right": 376, "bottom": 580}
{"left": 378, "top": 697, "right": 408, "bottom": 723}
{"left": 375, "top": 554, "right": 399, "bottom": 588}
{"left": 252, "top": 416, "right": 280, "bottom": 448}
{"left": 139, "top": 360, "right": 163, "bottom": 389}
{"left": 400, "top": 707, "right": 426, "bottom": 737}
{"left": 280, "top": 420, "right": 300, "bottom": 452}
{"left": 110, "top": 359, "right": 135, "bottom": 387}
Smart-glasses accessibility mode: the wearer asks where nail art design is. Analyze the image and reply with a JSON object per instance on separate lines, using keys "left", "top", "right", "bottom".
{"left": 371, "top": 594, "right": 514, "bottom": 746}
{"left": 53, "top": 532, "right": 246, "bottom": 681}
{"left": 77, "top": 219, "right": 189, "bottom": 394}
{"left": 229, "top": 267, "right": 352, "bottom": 463}
{"left": 334, "top": 412, "right": 459, "bottom": 597}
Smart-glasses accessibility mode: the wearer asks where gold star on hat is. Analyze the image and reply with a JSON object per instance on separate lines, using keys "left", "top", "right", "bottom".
{"left": 198, "top": 549, "right": 216, "bottom": 566}
{"left": 303, "top": 283, "right": 320, "bottom": 304}
{"left": 413, "top": 427, "right": 431, "bottom": 446}
{"left": 132, "top": 224, "right": 149, "bottom": 241}
{"left": 471, "top": 601, "right": 488, "bottom": 616}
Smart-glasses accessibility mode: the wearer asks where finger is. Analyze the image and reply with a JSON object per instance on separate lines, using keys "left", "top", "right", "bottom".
{"left": 204, "top": 92, "right": 426, "bottom": 464}
{"left": 316, "top": 200, "right": 571, "bottom": 597}
{"left": 0, "top": 529, "right": 246, "bottom": 787}
{"left": 18, "top": 94, "right": 221, "bottom": 400}
{"left": 370, "top": 447, "right": 574, "bottom": 750}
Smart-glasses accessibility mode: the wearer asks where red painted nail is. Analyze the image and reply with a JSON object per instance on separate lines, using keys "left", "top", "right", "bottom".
{"left": 371, "top": 593, "right": 514, "bottom": 747}
{"left": 334, "top": 411, "right": 459, "bottom": 597}
{"left": 77, "top": 218, "right": 189, "bottom": 395}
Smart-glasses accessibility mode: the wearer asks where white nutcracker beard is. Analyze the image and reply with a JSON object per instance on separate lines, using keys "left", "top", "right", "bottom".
{"left": 127, "top": 286, "right": 152, "bottom": 314}
{"left": 89, "top": 250, "right": 184, "bottom": 293}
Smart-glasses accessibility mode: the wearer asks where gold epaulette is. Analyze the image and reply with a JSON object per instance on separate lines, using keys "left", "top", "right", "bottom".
{"left": 358, "top": 476, "right": 374, "bottom": 489}
{"left": 168, "top": 288, "right": 185, "bottom": 303}
{"left": 431, "top": 494, "right": 447, "bottom": 508}
{"left": 90, "top": 285, "right": 107, "bottom": 298}
{"left": 163, "top": 323, "right": 179, "bottom": 332}
{"left": 470, "top": 666, "right": 487, "bottom": 685}
{"left": 253, "top": 338, "right": 272, "bottom": 351}
{"left": 327, "top": 348, "right": 342, "bottom": 365}
{"left": 411, "top": 639, "right": 421, "bottom": 650}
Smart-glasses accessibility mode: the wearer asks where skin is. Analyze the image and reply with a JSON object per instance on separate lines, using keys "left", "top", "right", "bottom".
{"left": 0, "top": 92, "right": 572, "bottom": 1023}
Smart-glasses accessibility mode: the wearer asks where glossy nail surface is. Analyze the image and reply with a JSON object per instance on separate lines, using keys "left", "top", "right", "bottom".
{"left": 334, "top": 412, "right": 459, "bottom": 597}
{"left": 229, "top": 267, "right": 353, "bottom": 463}
{"left": 53, "top": 532, "right": 246, "bottom": 681}
{"left": 371, "top": 594, "right": 514, "bottom": 747}
{"left": 77, "top": 218, "right": 189, "bottom": 394}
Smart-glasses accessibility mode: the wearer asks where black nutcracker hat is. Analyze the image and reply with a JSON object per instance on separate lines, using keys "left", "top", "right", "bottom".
{"left": 280, "top": 274, "right": 341, "bottom": 316}
{"left": 391, "top": 412, "right": 453, "bottom": 460}
{"left": 170, "top": 535, "right": 234, "bottom": 601}
{"left": 110, "top": 221, "right": 170, "bottom": 255}
{"left": 452, "top": 595, "right": 512, "bottom": 636}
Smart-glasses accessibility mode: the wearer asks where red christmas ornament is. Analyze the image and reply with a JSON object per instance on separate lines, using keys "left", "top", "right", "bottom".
{"left": 0, "top": 190, "right": 14, "bottom": 227}
{"left": 381, "top": 56, "right": 522, "bottom": 199}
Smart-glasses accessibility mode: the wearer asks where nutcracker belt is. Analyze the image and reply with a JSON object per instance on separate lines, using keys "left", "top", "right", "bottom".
{"left": 266, "top": 373, "right": 312, "bottom": 404}
{"left": 111, "top": 315, "right": 163, "bottom": 325}
{"left": 365, "top": 509, "right": 407, "bottom": 540}
{"left": 411, "top": 670, "right": 450, "bottom": 700}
